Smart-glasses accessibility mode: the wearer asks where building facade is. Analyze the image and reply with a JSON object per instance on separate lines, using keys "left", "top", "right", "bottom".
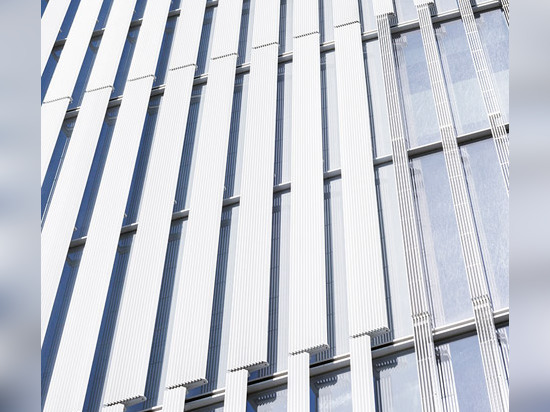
{"left": 40, "top": 0, "right": 510, "bottom": 411}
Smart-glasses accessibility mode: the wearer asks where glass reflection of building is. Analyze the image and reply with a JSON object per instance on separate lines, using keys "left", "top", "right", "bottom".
{"left": 41, "top": 0, "right": 509, "bottom": 411}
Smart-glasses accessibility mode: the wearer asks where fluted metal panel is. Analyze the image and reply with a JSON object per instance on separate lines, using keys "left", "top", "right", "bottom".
{"left": 210, "top": 0, "right": 245, "bottom": 58}
{"left": 164, "top": 55, "right": 240, "bottom": 389}
{"left": 288, "top": 33, "right": 327, "bottom": 355}
{"left": 41, "top": 98, "right": 71, "bottom": 185}
{"left": 333, "top": 22, "right": 388, "bottom": 337}
{"left": 101, "top": 404, "right": 125, "bottom": 412}
{"left": 287, "top": 353, "right": 310, "bottom": 411}
{"left": 126, "top": 0, "right": 173, "bottom": 80}
{"left": 102, "top": 67, "right": 197, "bottom": 407}
{"left": 86, "top": 0, "right": 139, "bottom": 91}
{"left": 372, "top": 0, "right": 395, "bottom": 16}
{"left": 375, "top": 13, "right": 444, "bottom": 412}
{"left": 250, "top": 0, "right": 280, "bottom": 47}
{"left": 293, "top": 0, "right": 319, "bottom": 37}
{"left": 350, "top": 335, "right": 376, "bottom": 412}
{"left": 41, "top": 87, "right": 112, "bottom": 344}
{"left": 43, "top": 0, "right": 104, "bottom": 101}
{"left": 41, "top": 0, "right": 72, "bottom": 74}
{"left": 162, "top": 386, "right": 187, "bottom": 412}
{"left": 166, "top": 0, "right": 207, "bottom": 68}
{"left": 332, "top": 0, "right": 360, "bottom": 27}
{"left": 501, "top": 0, "right": 509, "bottom": 25}
{"left": 224, "top": 370, "right": 249, "bottom": 412}
{"left": 226, "top": 45, "right": 279, "bottom": 372}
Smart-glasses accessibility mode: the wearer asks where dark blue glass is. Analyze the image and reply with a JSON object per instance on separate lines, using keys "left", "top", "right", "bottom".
{"left": 42, "top": 45, "right": 63, "bottom": 103}
{"left": 133, "top": 0, "right": 147, "bottom": 20}
{"left": 170, "top": 0, "right": 181, "bottom": 11}
{"left": 69, "top": 35, "right": 102, "bottom": 110}
{"left": 56, "top": 0, "right": 81, "bottom": 41}
{"left": 153, "top": 16, "right": 178, "bottom": 87}
{"left": 111, "top": 25, "right": 140, "bottom": 98}
{"left": 237, "top": 0, "right": 254, "bottom": 65}
{"left": 196, "top": 6, "right": 217, "bottom": 75}
{"left": 94, "top": 0, "right": 115, "bottom": 31}
{"left": 42, "top": 0, "right": 48, "bottom": 17}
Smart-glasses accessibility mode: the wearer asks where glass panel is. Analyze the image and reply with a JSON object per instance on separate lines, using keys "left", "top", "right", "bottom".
{"left": 187, "top": 206, "right": 240, "bottom": 397}
{"left": 94, "top": 0, "right": 114, "bottom": 31}
{"left": 319, "top": 0, "right": 334, "bottom": 43}
{"left": 123, "top": 95, "right": 163, "bottom": 226}
{"left": 436, "top": 335, "right": 491, "bottom": 411}
{"left": 56, "top": 0, "right": 81, "bottom": 41}
{"left": 237, "top": 0, "right": 255, "bottom": 65}
{"left": 321, "top": 51, "right": 340, "bottom": 172}
{"left": 279, "top": 0, "right": 293, "bottom": 54}
{"left": 69, "top": 35, "right": 102, "bottom": 110}
{"left": 170, "top": 0, "right": 181, "bottom": 11}
{"left": 153, "top": 16, "right": 178, "bottom": 87}
{"left": 41, "top": 246, "right": 84, "bottom": 408}
{"left": 460, "top": 139, "right": 508, "bottom": 310}
{"left": 133, "top": 0, "right": 147, "bottom": 20}
{"left": 194, "top": 404, "right": 224, "bottom": 412}
{"left": 476, "top": 10, "right": 509, "bottom": 123}
{"left": 42, "top": 116, "right": 77, "bottom": 224}
{"left": 248, "top": 386, "right": 287, "bottom": 411}
{"left": 373, "top": 165, "right": 413, "bottom": 345}
{"left": 358, "top": 0, "right": 376, "bottom": 33}
{"left": 82, "top": 233, "right": 136, "bottom": 412}
{"left": 411, "top": 153, "right": 473, "bottom": 327}
{"left": 72, "top": 106, "right": 120, "bottom": 240}
{"left": 374, "top": 350, "right": 422, "bottom": 411}
{"left": 393, "top": 0, "right": 418, "bottom": 24}
{"left": 311, "top": 368, "right": 352, "bottom": 411}
{"left": 111, "top": 25, "right": 140, "bottom": 98}
{"left": 363, "top": 40, "right": 391, "bottom": 158}
{"left": 274, "top": 62, "right": 292, "bottom": 185}
{"left": 434, "top": 0, "right": 458, "bottom": 14}
{"left": 497, "top": 325, "right": 509, "bottom": 382}
{"left": 224, "top": 73, "right": 250, "bottom": 199}
{"left": 196, "top": 6, "right": 217, "bottom": 75}
{"left": 174, "top": 85, "right": 206, "bottom": 212}
{"left": 42, "top": 45, "right": 63, "bottom": 103}
{"left": 393, "top": 29, "right": 440, "bottom": 148}
{"left": 250, "top": 191, "right": 291, "bottom": 379}
{"left": 435, "top": 19, "right": 489, "bottom": 135}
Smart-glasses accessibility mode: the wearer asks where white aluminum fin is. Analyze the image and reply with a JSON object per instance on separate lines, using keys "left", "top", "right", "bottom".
{"left": 210, "top": 0, "right": 244, "bottom": 58}
{"left": 287, "top": 353, "right": 310, "bottom": 411}
{"left": 350, "top": 335, "right": 376, "bottom": 412}
{"left": 162, "top": 386, "right": 187, "bottom": 412}
{"left": 293, "top": 0, "right": 319, "bottom": 37}
{"left": 251, "top": 0, "right": 281, "bottom": 47}
{"left": 332, "top": 0, "right": 360, "bottom": 27}
{"left": 167, "top": 0, "right": 207, "bottom": 68}
{"left": 41, "top": 0, "right": 72, "bottom": 74}
{"left": 41, "top": 98, "right": 71, "bottom": 185}
{"left": 224, "top": 370, "right": 249, "bottom": 412}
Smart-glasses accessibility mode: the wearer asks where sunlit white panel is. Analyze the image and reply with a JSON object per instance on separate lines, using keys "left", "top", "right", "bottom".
{"left": 414, "top": 0, "right": 434, "bottom": 5}
{"left": 162, "top": 386, "right": 187, "bottom": 412}
{"left": 41, "top": 98, "right": 71, "bottom": 185}
{"left": 224, "top": 370, "right": 249, "bottom": 412}
{"left": 287, "top": 353, "right": 310, "bottom": 411}
{"left": 210, "top": 0, "right": 244, "bottom": 58}
{"left": 226, "top": 44, "right": 279, "bottom": 372}
{"left": 126, "top": 0, "right": 173, "bottom": 80}
{"left": 101, "top": 67, "right": 198, "bottom": 407}
{"left": 333, "top": 23, "right": 388, "bottom": 336}
{"left": 86, "top": 0, "right": 139, "bottom": 90}
{"left": 293, "top": 0, "right": 319, "bottom": 36}
{"left": 44, "top": 0, "right": 104, "bottom": 101}
{"left": 332, "top": 0, "right": 360, "bottom": 26}
{"left": 251, "top": 0, "right": 280, "bottom": 47}
{"left": 288, "top": 33, "right": 327, "bottom": 355}
{"left": 372, "top": 0, "right": 395, "bottom": 16}
{"left": 42, "top": 77, "right": 155, "bottom": 412}
{"left": 165, "top": 55, "right": 239, "bottom": 389}
{"left": 350, "top": 335, "right": 376, "bottom": 412}
{"left": 167, "top": 0, "right": 207, "bottom": 68}
{"left": 41, "top": 87, "right": 111, "bottom": 343}
{"left": 41, "top": 0, "right": 72, "bottom": 74}
{"left": 101, "top": 404, "right": 125, "bottom": 412}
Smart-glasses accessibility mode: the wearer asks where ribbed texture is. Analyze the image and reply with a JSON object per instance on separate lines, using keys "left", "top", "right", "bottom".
{"left": 164, "top": 55, "right": 240, "bottom": 389}
{"left": 211, "top": 0, "right": 245, "bottom": 58}
{"left": 501, "top": 0, "right": 509, "bottom": 25}
{"left": 101, "top": 403, "right": 125, "bottom": 412}
{"left": 41, "top": 98, "right": 71, "bottom": 184}
{"left": 287, "top": 353, "right": 310, "bottom": 411}
{"left": 226, "top": 44, "right": 279, "bottom": 372}
{"left": 333, "top": 22, "right": 388, "bottom": 337}
{"left": 43, "top": 0, "right": 104, "bottom": 101}
{"left": 223, "top": 370, "right": 249, "bottom": 412}
{"left": 41, "top": 0, "right": 72, "bottom": 73}
{"left": 293, "top": 0, "right": 319, "bottom": 37}
{"left": 332, "top": 0, "right": 360, "bottom": 27}
{"left": 162, "top": 386, "right": 187, "bottom": 412}
{"left": 41, "top": 88, "right": 111, "bottom": 344}
{"left": 289, "top": 33, "right": 327, "bottom": 355}
{"left": 372, "top": 0, "right": 395, "bottom": 16}
{"left": 251, "top": 0, "right": 281, "bottom": 47}
{"left": 350, "top": 335, "right": 376, "bottom": 412}
{"left": 436, "top": 344, "right": 460, "bottom": 412}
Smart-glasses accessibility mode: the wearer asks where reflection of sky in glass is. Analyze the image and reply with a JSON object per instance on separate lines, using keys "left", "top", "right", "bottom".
{"left": 247, "top": 386, "right": 287, "bottom": 411}
{"left": 311, "top": 368, "right": 353, "bottom": 411}
{"left": 321, "top": 51, "right": 340, "bottom": 172}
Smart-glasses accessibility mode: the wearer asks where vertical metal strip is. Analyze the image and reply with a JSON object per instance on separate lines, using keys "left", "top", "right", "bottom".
{"left": 41, "top": 0, "right": 139, "bottom": 341}
{"left": 501, "top": 0, "right": 509, "bottom": 25}
{"left": 374, "top": 9, "right": 444, "bottom": 412}
{"left": 456, "top": 0, "right": 509, "bottom": 192}
{"left": 41, "top": 98, "right": 71, "bottom": 185}
{"left": 101, "top": 404, "right": 125, "bottom": 412}
{"left": 162, "top": 386, "right": 187, "bottom": 412}
{"left": 349, "top": 335, "right": 376, "bottom": 412}
{"left": 288, "top": 353, "right": 310, "bottom": 412}
{"left": 224, "top": 370, "right": 249, "bottom": 412}
{"left": 41, "top": 0, "right": 72, "bottom": 73}
{"left": 415, "top": 4, "right": 509, "bottom": 411}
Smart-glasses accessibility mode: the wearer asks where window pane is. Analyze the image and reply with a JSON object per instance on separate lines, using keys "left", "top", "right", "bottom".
{"left": 435, "top": 19, "right": 489, "bottom": 135}
{"left": 393, "top": 0, "right": 418, "bottom": 24}
{"left": 56, "top": 0, "right": 81, "bottom": 41}
{"left": 133, "top": 0, "right": 147, "bottom": 20}
{"left": 274, "top": 62, "right": 292, "bottom": 185}
{"left": 174, "top": 85, "right": 206, "bottom": 212}
{"left": 69, "top": 35, "right": 102, "bottom": 110}
{"left": 170, "top": 0, "right": 181, "bottom": 11}
{"left": 237, "top": 0, "right": 255, "bottom": 65}
{"left": 394, "top": 29, "right": 440, "bottom": 148}
{"left": 476, "top": 10, "right": 509, "bottom": 123}
{"left": 311, "top": 368, "right": 352, "bottom": 411}
{"left": 374, "top": 351, "right": 422, "bottom": 411}
{"left": 434, "top": 0, "right": 458, "bottom": 14}
{"left": 194, "top": 404, "right": 224, "bottom": 412}
{"left": 248, "top": 386, "right": 287, "bottom": 411}
{"left": 358, "top": 0, "right": 376, "bottom": 33}
{"left": 94, "top": 0, "right": 114, "bottom": 31}
{"left": 111, "top": 25, "right": 140, "bottom": 98}
{"left": 73, "top": 106, "right": 120, "bottom": 239}
{"left": 224, "top": 73, "right": 250, "bottom": 199}
{"left": 42, "top": 45, "right": 63, "bottom": 103}
{"left": 363, "top": 40, "right": 391, "bottom": 158}
{"left": 411, "top": 153, "right": 473, "bottom": 326}
{"left": 319, "top": 0, "right": 334, "bottom": 43}
{"left": 460, "top": 139, "right": 508, "bottom": 310}
{"left": 321, "top": 51, "right": 340, "bottom": 172}
{"left": 437, "top": 335, "right": 491, "bottom": 411}
{"left": 153, "top": 16, "right": 178, "bottom": 87}
{"left": 279, "top": 0, "right": 293, "bottom": 54}
{"left": 374, "top": 165, "right": 413, "bottom": 345}
{"left": 123, "top": 95, "right": 163, "bottom": 226}
{"left": 196, "top": 6, "right": 217, "bottom": 75}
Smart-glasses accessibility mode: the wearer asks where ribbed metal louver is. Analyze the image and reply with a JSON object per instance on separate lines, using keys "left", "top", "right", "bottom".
{"left": 41, "top": 0, "right": 72, "bottom": 73}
